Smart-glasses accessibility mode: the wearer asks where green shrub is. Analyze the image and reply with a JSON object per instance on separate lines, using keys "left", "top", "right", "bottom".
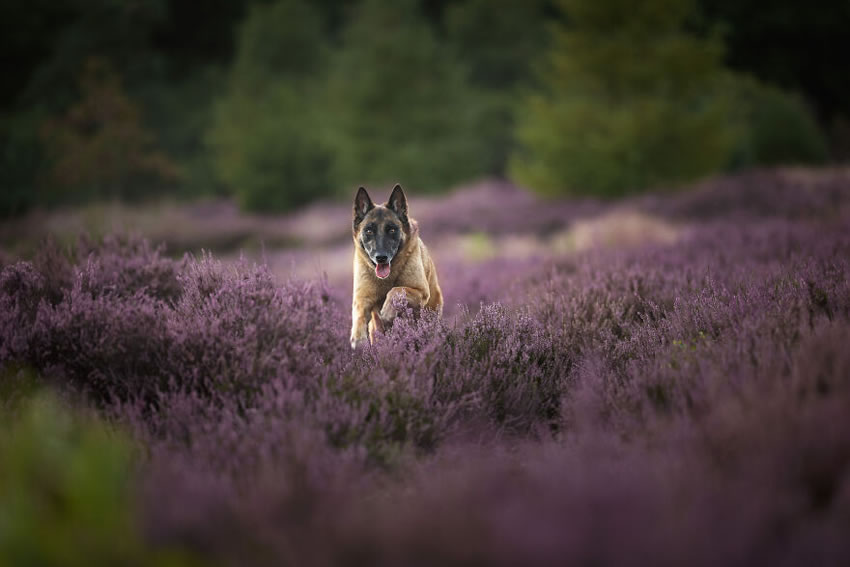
{"left": 510, "top": 0, "right": 737, "bottom": 197}
{"left": 0, "top": 392, "right": 201, "bottom": 566}
{"left": 728, "top": 76, "right": 829, "bottom": 168}
{"left": 227, "top": 0, "right": 326, "bottom": 90}
{"left": 0, "top": 111, "right": 44, "bottom": 217}
{"left": 209, "top": 85, "right": 334, "bottom": 212}
{"left": 322, "top": 0, "right": 488, "bottom": 192}
{"left": 207, "top": 0, "right": 334, "bottom": 212}
{"left": 445, "top": 0, "right": 547, "bottom": 91}
{"left": 40, "top": 58, "right": 180, "bottom": 204}
{"left": 445, "top": 0, "right": 549, "bottom": 176}
{"left": 138, "top": 67, "right": 228, "bottom": 199}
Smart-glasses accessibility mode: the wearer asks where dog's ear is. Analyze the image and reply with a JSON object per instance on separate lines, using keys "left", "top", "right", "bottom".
{"left": 387, "top": 183, "right": 408, "bottom": 221}
{"left": 353, "top": 187, "right": 374, "bottom": 226}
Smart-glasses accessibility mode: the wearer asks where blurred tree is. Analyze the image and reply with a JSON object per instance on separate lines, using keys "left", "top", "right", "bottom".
{"left": 0, "top": 111, "right": 44, "bottom": 217}
{"left": 40, "top": 58, "right": 179, "bottom": 204}
{"left": 138, "top": 67, "right": 227, "bottom": 199}
{"left": 445, "top": 0, "right": 549, "bottom": 90}
{"left": 445, "top": 0, "right": 549, "bottom": 176}
{"left": 0, "top": 0, "right": 256, "bottom": 210}
{"left": 699, "top": 0, "right": 850, "bottom": 127}
{"left": 207, "top": 0, "right": 335, "bottom": 212}
{"left": 210, "top": 86, "right": 334, "bottom": 212}
{"left": 510, "top": 0, "right": 737, "bottom": 197}
{"left": 228, "top": 0, "right": 329, "bottom": 91}
{"left": 0, "top": 0, "right": 171, "bottom": 213}
{"left": 10, "top": 0, "right": 169, "bottom": 113}
{"left": 699, "top": 0, "right": 850, "bottom": 161}
{"left": 323, "top": 0, "right": 488, "bottom": 192}
{"left": 728, "top": 77, "right": 828, "bottom": 169}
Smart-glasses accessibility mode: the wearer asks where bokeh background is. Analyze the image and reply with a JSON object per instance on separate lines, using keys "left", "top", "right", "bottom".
{"left": 3, "top": 0, "right": 849, "bottom": 287}
{"left": 3, "top": 1, "right": 850, "bottom": 565}
{"left": 2, "top": 0, "right": 848, "bottom": 218}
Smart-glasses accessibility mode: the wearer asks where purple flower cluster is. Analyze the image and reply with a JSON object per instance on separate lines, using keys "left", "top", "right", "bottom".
{"left": 2, "top": 172, "right": 850, "bottom": 565}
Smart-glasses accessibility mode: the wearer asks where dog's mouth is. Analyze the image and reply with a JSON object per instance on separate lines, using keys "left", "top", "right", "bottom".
{"left": 376, "top": 262, "right": 391, "bottom": 279}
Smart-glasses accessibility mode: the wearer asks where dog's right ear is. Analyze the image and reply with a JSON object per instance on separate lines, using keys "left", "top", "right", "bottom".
{"left": 353, "top": 187, "right": 374, "bottom": 228}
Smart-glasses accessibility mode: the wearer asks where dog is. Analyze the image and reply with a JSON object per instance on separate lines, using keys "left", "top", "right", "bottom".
{"left": 350, "top": 184, "right": 443, "bottom": 348}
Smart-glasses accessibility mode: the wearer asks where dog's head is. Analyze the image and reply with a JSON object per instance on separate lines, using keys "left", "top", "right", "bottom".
{"left": 353, "top": 184, "right": 410, "bottom": 280}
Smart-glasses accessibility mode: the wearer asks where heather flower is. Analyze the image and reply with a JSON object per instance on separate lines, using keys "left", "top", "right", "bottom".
{"left": 2, "top": 172, "right": 850, "bottom": 565}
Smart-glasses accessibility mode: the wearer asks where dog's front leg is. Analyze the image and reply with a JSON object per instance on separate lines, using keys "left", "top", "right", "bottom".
{"left": 350, "top": 302, "right": 371, "bottom": 349}
{"left": 369, "top": 309, "right": 386, "bottom": 344}
{"left": 380, "top": 286, "right": 428, "bottom": 326}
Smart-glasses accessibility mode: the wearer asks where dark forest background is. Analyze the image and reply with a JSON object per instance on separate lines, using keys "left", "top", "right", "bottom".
{"left": 2, "top": 0, "right": 848, "bottom": 215}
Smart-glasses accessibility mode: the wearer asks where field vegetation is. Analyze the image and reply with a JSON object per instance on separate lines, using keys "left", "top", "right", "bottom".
{"left": 2, "top": 168, "right": 850, "bottom": 565}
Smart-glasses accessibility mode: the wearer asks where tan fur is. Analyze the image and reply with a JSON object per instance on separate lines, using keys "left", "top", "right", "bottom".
{"left": 350, "top": 198, "right": 442, "bottom": 349}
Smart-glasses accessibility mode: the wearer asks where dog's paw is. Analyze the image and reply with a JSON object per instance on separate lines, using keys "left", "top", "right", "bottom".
{"left": 350, "top": 335, "right": 368, "bottom": 350}
{"left": 378, "top": 308, "right": 397, "bottom": 328}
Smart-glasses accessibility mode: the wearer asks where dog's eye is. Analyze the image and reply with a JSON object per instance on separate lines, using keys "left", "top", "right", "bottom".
{"left": 365, "top": 228, "right": 374, "bottom": 235}
{"left": 387, "top": 227, "right": 396, "bottom": 234}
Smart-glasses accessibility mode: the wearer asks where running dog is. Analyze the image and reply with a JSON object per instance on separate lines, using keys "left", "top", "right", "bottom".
{"left": 350, "top": 184, "right": 443, "bottom": 348}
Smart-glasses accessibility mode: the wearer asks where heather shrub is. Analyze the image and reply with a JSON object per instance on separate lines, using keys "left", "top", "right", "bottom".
{"left": 131, "top": 384, "right": 371, "bottom": 566}
{"left": 357, "top": 300, "right": 568, "bottom": 438}
{"left": 444, "top": 304, "right": 565, "bottom": 431}
{"left": 164, "top": 254, "right": 346, "bottom": 399}
{"left": 528, "top": 220, "right": 850, "bottom": 432}
{"left": 643, "top": 169, "right": 850, "bottom": 222}
{"left": 75, "top": 234, "right": 184, "bottom": 302}
{"left": 3, "top": 169, "right": 850, "bottom": 565}
{"left": 0, "top": 263, "right": 52, "bottom": 362}
{"left": 3, "top": 233, "right": 182, "bottom": 309}
{"left": 1, "top": 235, "right": 184, "bottom": 403}
{"left": 29, "top": 285, "right": 170, "bottom": 404}
{"left": 2, "top": 240, "right": 572, "bottom": 462}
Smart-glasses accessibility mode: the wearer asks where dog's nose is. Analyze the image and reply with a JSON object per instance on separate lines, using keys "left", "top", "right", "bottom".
{"left": 376, "top": 255, "right": 388, "bottom": 264}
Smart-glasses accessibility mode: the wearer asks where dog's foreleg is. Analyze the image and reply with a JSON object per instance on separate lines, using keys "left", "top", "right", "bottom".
{"left": 380, "top": 286, "right": 429, "bottom": 326}
{"left": 350, "top": 302, "right": 371, "bottom": 349}
{"left": 368, "top": 309, "right": 385, "bottom": 344}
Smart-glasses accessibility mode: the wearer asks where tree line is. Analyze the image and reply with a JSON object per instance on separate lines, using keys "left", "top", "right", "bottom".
{"left": 1, "top": 0, "right": 847, "bottom": 214}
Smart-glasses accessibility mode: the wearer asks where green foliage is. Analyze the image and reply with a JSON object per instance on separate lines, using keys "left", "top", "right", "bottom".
{"left": 445, "top": 0, "right": 549, "bottom": 175}
{"left": 728, "top": 77, "right": 829, "bottom": 168}
{"left": 138, "top": 68, "right": 227, "bottom": 199}
{"left": 207, "top": 0, "right": 334, "bottom": 212}
{"left": 2, "top": 0, "right": 844, "bottom": 214}
{"left": 40, "top": 58, "right": 180, "bottom": 204}
{"left": 510, "top": 0, "right": 737, "bottom": 197}
{"left": 0, "top": 111, "right": 44, "bottom": 217}
{"left": 229, "top": 0, "right": 327, "bottom": 90}
{"left": 210, "top": 86, "right": 334, "bottom": 212}
{"left": 323, "top": 0, "right": 488, "bottom": 192}
{"left": 0, "top": 0, "right": 229, "bottom": 213}
{"left": 703, "top": 0, "right": 850, "bottom": 133}
{"left": 1, "top": 0, "right": 170, "bottom": 115}
{"left": 445, "top": 0, "right": 547, "bottom": 90}
{"left": 0, "top": 392, "right": 201, "bottom": 566}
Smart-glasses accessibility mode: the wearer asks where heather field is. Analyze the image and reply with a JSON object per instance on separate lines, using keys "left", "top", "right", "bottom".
{"left": 3, "top": 168, "right": 850, "bottom": 565}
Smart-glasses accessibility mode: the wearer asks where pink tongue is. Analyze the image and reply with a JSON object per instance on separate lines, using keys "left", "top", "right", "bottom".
{"left": 376, "top": 263, "right": 391, "bottom": 279}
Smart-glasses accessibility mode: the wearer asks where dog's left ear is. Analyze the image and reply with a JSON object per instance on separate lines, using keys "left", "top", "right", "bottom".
{"left": 387, "top": 183, "right": 408, "bottom": 221}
